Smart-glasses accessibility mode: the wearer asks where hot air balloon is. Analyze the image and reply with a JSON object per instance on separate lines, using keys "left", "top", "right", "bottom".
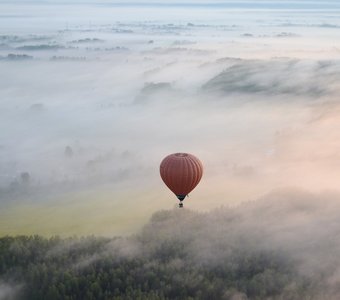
{"left": 160, "top": 153, "right": 203, "bottom": 208}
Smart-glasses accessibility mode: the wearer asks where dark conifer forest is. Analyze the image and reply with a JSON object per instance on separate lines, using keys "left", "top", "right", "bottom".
{"left": 0, "top": 234, "right": 307, "bottom": 300}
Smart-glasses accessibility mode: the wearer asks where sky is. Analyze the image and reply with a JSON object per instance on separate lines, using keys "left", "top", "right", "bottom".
{"left": 1, "top": 0, "right": 340, "bottom": 236}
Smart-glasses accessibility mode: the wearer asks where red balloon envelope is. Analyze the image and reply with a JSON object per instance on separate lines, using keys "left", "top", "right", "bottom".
{"left": 160, "top": 153, "right": 203, "bottom": 206}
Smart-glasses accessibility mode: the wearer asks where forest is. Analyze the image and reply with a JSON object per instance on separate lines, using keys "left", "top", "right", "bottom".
{"left": 0, "top": 200, "right": 333, "bottom": 300}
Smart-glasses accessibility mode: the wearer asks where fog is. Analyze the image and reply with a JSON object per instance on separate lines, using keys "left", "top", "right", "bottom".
{"left": 1, "top": 1, "right": 340, "bottom": 236}
{"left": 4, "top": 188, "right": 340, "bottom": 298}
{"left": 100, "top": 188, "right": 340, "bottom": 298}
{"left": 0, "top": 282, "right": 20, "bottom": 300}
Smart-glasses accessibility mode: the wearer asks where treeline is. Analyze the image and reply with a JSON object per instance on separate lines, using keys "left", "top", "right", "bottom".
{"left": 0, "top": 209, "right": 321, "bottom": 299}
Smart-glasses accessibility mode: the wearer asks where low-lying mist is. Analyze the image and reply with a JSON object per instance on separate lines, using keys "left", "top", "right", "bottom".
{"left": 2, "top": 1, "right": 340, "bottom": 236}
{"left": 2, "top": 189, "right": 340, "bottom": 299}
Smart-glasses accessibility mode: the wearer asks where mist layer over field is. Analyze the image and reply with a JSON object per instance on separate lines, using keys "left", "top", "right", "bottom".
{"left": 2, "top": 1, "right": 340, "bottom": 236}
